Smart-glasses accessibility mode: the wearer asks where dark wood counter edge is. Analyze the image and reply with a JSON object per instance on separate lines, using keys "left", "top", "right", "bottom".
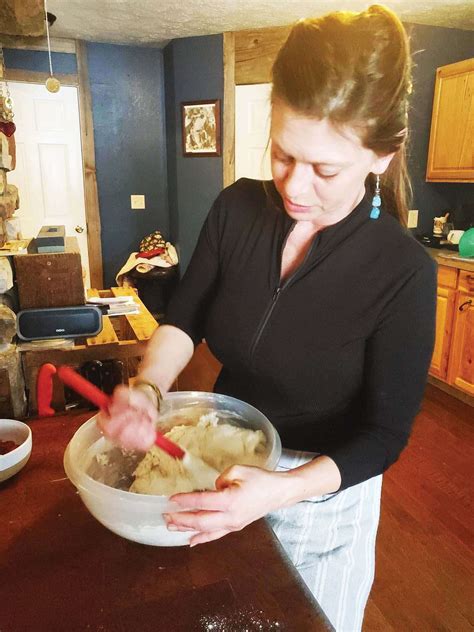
{"left": 424, "top": 246, "right": 474, "bottom": 272}
{"left": 1, "top": 413, "right": 333, "bottom": 631}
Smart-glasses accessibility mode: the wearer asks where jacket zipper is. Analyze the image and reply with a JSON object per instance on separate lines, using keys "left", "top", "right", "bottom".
{"left": 249, "top": 286, "right": 282, "bottom": 359}
{"left": 249, "top": 230, "right": 320, "bottom": 362}
{"left": 249, "top": 221, "right": 295, "bottom": 361}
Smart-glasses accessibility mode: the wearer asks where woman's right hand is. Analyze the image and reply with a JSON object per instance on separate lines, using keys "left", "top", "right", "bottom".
{"left": 97, "top": 384, "right": 158, "bottom": 452}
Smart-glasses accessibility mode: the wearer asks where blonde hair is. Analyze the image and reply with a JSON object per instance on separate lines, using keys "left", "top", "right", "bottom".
{"left": 271, "top": 5, "right": 413, "bottom": 225}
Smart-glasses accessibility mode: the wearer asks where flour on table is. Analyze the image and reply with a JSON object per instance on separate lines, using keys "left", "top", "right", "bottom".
{"left": 199, "top": 606, "right": 283, "bottom": 631}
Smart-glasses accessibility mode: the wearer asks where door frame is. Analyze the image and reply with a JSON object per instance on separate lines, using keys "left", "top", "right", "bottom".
{"left": 223, "top": 26, "right": 290, "bottom": 188}
{"left": 4, "top": 39, "right": 104, "bottom": 289}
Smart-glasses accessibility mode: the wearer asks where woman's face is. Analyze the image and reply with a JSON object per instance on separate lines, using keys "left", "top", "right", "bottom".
{"left": 270, "top": 100, "right": 394, "bottom": 228}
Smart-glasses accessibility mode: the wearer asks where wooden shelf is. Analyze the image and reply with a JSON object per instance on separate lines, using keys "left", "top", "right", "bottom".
{"left": 20, "top": 287, "right": 158, "bottom": 415}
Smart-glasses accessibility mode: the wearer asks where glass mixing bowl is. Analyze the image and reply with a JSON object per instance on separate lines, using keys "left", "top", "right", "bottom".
{"left": 64, "top": 391, "right": 281, "bottom": 547}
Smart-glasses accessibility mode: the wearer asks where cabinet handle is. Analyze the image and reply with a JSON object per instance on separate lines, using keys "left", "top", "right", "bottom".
{"left": 467, "top": 274, "right": 474, "bottom": 283}
{"left": 459, "top": 299, "right": 472, "bottom": 312}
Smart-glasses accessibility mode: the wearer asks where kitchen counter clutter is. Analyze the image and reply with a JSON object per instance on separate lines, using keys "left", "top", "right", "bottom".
{"left": 425, "top": 247, "right": 474, "bottom": 402}
{"left": 1, "top": 412, "right": 332, "bottom": 631}
{"left": 425, "top": 246, "right": 474, "bottom": 273}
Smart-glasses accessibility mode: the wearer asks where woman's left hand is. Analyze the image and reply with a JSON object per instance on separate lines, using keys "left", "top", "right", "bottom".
{"left": 164, "top": 465, "right": 289, "bottom": 547}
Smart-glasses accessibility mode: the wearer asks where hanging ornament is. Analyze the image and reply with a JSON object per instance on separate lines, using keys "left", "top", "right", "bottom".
{"left": 0, "top": 47, "right": 15, "bottom": 123}
{"left": 44, "top": 0, "right": 61, "bottom": 93}
{"left": 45, "top": 76, "right": 60, "bottom": 93}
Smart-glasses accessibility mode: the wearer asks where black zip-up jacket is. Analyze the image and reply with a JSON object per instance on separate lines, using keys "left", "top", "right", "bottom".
{"left": 166, "top": 178, "right": 437, "bottom": 490}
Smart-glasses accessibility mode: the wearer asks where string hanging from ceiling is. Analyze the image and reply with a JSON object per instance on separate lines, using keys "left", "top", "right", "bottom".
{"left": 44, "top": 0, "right": 61, "bottom": 93}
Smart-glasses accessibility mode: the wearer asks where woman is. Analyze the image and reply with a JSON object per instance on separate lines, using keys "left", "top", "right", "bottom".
{"left": 100, "top": 5, "right": 436, "bottom": 629}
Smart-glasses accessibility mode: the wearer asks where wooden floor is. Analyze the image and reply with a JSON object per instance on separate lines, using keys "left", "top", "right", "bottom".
{"left": 178, "top": 345, "right": 474, "bottom": 631}
{"left": 365, "top": 384, "right": 473, "bottom": 631}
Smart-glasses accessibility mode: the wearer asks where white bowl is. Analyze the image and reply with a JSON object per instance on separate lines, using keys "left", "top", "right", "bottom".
{"left": 0, "top": 419, "right": 32, "bottom": 483}
{"left": 64, "top": 391, "right": 281, "bottom": 547}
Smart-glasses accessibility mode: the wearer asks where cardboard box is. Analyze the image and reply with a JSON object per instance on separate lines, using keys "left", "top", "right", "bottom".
{"left": 35, "top": 225, "right": 66, "bottom": 253}
{"left": 14, "top": 237, "right": 85, "bottom": 309}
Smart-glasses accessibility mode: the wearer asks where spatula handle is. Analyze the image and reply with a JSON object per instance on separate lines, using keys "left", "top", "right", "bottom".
{"left": 57, "top": 365, "right": 185, "bottom": 459}
{"left": 57, "top": 365, "right": 111, "bottom": 411}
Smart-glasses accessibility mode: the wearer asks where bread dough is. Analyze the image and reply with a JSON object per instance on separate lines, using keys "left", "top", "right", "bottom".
{"left": 130, "top": 412, "right": 266, "bottom": 496}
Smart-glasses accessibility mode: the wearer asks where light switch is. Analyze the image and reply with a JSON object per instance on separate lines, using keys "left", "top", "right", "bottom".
{"left": 407, "top": 209, "right": 418, "bottom": 229}
{"left": 131, "top": 194, "right": 146, "bottom": 210}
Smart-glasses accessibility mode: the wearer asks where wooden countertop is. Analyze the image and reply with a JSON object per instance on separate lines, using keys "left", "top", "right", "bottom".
{"left": 424, "top": 246, "right": 474, "bottom": 272}
{"left": 1, "top": 413, "right": 332, "bottom": 632}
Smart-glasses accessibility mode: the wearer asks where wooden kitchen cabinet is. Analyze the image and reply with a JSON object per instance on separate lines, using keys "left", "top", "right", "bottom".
{"left": 447, "top": 275, "right": 474, "bottom": 395}
{"left": 426, "top": 58, "right": 474, "bottom": 182}
{"left": 430, "top": 284, "right": 456, "bottom": 379}
{"left": 429, "top": 263, "right": 474, "bottom": 398}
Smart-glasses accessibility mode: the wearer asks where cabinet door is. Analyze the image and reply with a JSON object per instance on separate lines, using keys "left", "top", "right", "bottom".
{"left": 430, "top": 286, "right": 456, "bottom": 379}
{"left": 426, "top": 58, "right": 474, "bottom": 182}
{"left": 447, "top": 292, "right": 474, "bottom": 395}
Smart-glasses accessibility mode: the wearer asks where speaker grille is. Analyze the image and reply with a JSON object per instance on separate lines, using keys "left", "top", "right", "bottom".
{"left": 17, "top": 306, "right": 103, "bottom": 341}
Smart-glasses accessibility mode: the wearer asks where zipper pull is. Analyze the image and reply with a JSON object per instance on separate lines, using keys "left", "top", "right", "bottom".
{"left": 273, "top": 287, "right": 281, "bottom": 301}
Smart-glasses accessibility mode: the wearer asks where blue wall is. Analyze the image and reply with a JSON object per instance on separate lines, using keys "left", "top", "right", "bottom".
{"left": 86, "top": 43, "right": 168, "bottom": 286}
{"left": 4, "top": 44, "right": 169, "bottom": 288}
{"left": 163, "top": 35, "right": 223, "bottom": 272}
{"left": 406, "top": 23, "right": 474, "bottom": 235}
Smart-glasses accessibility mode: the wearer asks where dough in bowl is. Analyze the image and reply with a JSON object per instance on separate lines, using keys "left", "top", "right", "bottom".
{"left": 130, "top": 412, "right": 267, "bottom": 495}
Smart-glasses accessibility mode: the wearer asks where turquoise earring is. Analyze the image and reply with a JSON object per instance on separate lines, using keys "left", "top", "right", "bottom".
{"left": 370, "top": 174, "right": 381, "bottom": 219}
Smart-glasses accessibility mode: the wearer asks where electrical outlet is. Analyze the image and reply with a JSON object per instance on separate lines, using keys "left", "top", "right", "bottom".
{"left": 131, "top": 194, "right": 146, "bottom": 210}
{"left": 407, "top": 209, "right": 418, "bottom": 229}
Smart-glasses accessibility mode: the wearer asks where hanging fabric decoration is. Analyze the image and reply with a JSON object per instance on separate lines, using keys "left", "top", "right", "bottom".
{"left": 0, "top": 48, "right": 15, "bottom": 126}
{"left": 44, "top": 0, "right": 61, "bottom": 93}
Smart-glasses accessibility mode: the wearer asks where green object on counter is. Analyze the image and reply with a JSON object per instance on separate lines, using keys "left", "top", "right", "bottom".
{"left": 458, "top": 228, "right": 474, "bottom": 258}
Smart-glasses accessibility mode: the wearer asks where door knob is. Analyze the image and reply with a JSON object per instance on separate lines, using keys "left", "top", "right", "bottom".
{"left": 75, "top": 225, "right": 84, "bottom": 234}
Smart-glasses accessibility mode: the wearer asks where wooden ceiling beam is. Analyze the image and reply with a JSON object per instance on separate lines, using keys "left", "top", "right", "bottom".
{"left": 234, "top": 25, "right": 290, "bottom": 85}
{"left": 0, "top": 34, "right": 76, "bottom": 54}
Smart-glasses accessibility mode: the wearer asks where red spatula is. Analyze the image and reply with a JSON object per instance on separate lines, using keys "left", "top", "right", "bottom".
{"left": 37, "top": 363, "right": 184, "bottom": 459}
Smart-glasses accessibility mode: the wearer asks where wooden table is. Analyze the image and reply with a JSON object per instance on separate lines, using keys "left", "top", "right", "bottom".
{"left": 1, "top": 413, "right": 332, "bottom": 631}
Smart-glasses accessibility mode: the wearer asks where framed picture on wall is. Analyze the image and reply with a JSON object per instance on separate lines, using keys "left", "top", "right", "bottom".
{"left": 181, "top": 99, "right": 221, "bottom": 157}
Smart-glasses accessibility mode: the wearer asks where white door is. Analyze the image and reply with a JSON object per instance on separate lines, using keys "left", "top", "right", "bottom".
{"left": 235, "top": 83, "right": 272, "bottom": 181}
{"left": 7, "top": 82, "right": 90, "bottom": 287}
